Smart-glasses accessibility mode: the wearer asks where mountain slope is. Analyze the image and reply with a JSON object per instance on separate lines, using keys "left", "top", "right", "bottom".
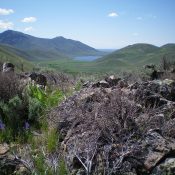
{"left": 33, "top": 43, "right": 175, "bottom": 74}
{"left": 0, "top": 30, "right": 101, "bottom": 61}
{"left": 97, "top": 43, "right": 175, "bottom": 68}
{"left": 0, "top": 44, "right": 33, "bottom": 71}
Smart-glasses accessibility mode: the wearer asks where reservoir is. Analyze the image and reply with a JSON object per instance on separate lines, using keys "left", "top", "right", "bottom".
{"left": 74, "top": 55, "right": 102, "bottom": 61}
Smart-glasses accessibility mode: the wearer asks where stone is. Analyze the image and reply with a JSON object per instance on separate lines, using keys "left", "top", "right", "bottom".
{"left": 99, "top": 80, "right": 110, "bottom": 88}
{"left": 129, "top": 82, "right": 139, "bottom": 90}
{"left": 144, "top": 151, "right": 165, "bottom": 171}
{"left": 118, "top": 80, "right": 128, "bottom": 88}
{"left": 2, "top": 62, "right": 15, "bottom": 73}
{"left": 105, "top": 75, "right": 121, "bottom": 87}
{"left": 92, "top": 80, "right": 110, "bottom": 88}
{"left": 152, "top": 158, "right": 175, "bottom": 175}
{"left": 0, "top": 143, "right": 9, "bottom": 155}
{"left": 82, "top": 81, "right": 91, "bottom": 88}
{"left": 29, "top": 72, "right": 47, "bottom": 86}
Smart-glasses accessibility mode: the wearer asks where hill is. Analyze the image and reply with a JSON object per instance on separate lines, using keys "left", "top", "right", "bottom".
{"left": 41, "top": 43, "right": 175, "bottom": 74}
{"left": 0, "top": 30, "right": 101, "bottom": 61}
{"left": 96, "top": 43, "right": 175, "bottom": 69}
{"left": 0, "top": 44, "right": 34, "bottom": 71}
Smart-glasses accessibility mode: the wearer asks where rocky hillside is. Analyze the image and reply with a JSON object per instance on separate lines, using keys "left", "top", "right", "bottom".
{"left": 1, "top": 62, "right": 175, "bottom": 174}
{"left": 46, "top": 75, "right": 175, "bottom": 174}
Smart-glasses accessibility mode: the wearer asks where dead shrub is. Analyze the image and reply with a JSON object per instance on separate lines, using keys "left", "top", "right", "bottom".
{"left": 42, "top": 71, "right": 75, "bottom": 92}
{"left": 0, "top": 73, "right": 22, "bottom": 102}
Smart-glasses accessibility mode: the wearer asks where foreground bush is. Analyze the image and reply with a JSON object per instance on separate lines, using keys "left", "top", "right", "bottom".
{"left": 0, "top": 73, "right": 22, "bottom": 102}
{"left": 0, "top": 78, "right": 65, "bottom": 143}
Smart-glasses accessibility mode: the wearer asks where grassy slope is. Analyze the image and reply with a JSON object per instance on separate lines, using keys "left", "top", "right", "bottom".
{"left": 1, "top": 42, "right": 174, "bottom": 74}
{"left": 40, "top": 43, "right": 175, "bottom": 74}
{"left": 95, "top": 43, "right": 175, "bottom": 70}
{"left": 0, "top": 44, "right": 34, "bottom": 72}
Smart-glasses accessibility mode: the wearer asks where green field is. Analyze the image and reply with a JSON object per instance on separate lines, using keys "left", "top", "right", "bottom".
{"left": 0, "top": 44, "right": 34, "bottom": 72}
{"left": 36, "top": 43, "right": 175, "bottom": 74}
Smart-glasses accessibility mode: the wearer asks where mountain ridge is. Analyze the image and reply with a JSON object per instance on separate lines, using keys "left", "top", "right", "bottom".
{"left": 97, "top": 43, "right": 175, "bottom": 65}
{"left": 0, "top": 30, "right": 101, "bottom": 61}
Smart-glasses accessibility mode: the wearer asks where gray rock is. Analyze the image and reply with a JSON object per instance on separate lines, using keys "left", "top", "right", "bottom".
{"left": 2, "top": 62, "right": 15, "bottom": 73}
{"left": 151, "top": 158, "right": 175, "bottom": 175}
{"left": 117, "top": 79, "right": 128, "bottom": 88}
{"left": 92, "top": 80, "right": 110, "bottom": 88}
{"left": 105, "top": 75, "right": 121, "bottom": 87}
{"left": 0, "top": 143, "right": 29, "bottom": 175}
{"left": 29, "top": 72, "right": 47, "bottom": 86}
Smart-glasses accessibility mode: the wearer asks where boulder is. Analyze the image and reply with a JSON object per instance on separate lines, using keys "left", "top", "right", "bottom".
{"left": 92, "top": 80, "right": 110, "bottom": 88}
{"left": 28, "top": 72, "right": 47, "bottom": 86}
{"left": 92, "top": 75, "right": 122, "bottom": 88}
{"left": 0, "top": 143, "right": 29, "bottom": 175}
{"left": 129, "top": 82, "right": 139, "bottom": 90}
{"left": 0, "top": 143, "right": 9, "bottom": 155}
{"left": 105, "top": 75, "right": 121, "bottom": 87}
{"left": 2, "top": 62, "right": 15, "bottom": 73}
{"left": 152, "top": 158, "right": 175, "bottom": 174}
{"left": 117, "top": 79, "right": 128, "bottom": 88}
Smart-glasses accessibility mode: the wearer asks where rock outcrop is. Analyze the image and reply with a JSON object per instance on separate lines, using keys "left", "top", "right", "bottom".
{"left": 2, "top": 63, "right": 15, "bottom": 73}
{"left": 48, "top": 76, "right": 175, "bottom": 174}
{"left": 0, "top": 144, "right": 29, "bottom": 175}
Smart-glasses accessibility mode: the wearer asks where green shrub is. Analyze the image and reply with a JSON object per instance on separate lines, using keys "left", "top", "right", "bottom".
{"left": 0, "top": 96, "right": 29, "bottom": 142}
{"left": 26, "top": 85, "right": 64, "bottom": 109}
{"left": 28, "top": 97, "right": 43, "bottom": 121}
{"left": 45, "top": 89, "right": 64, "bottom": 109}
{"left": 33, "top": 152, "right": 46, "bottom": 174}
{"left": 47, "top": 129, "right": 59, "bottom": 153}
{"left": 58, "top": 159, "right": 68, "bottom": 175}
{"left": 74, "top": 80, "right": 83, "bottom": 91}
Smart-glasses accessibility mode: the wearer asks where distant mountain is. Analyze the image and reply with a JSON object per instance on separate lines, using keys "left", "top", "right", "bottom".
{"left": 95, "top": 43, "right": 175, "bottom": 71}
{"left": 35, "top": 43, "right": 175, "bottom": 74}
{"left": 0, "top": 44, "right": 33, "bottom": 71}
{"left": 0, "top": 30, "right": 101, "bottom": 61}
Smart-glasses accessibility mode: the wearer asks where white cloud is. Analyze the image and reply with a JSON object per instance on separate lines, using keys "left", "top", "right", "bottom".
{"left": 0, "top": 20, "right": 13, "bottom": 29}
{"left": 137, "top": 17, "right": 143, "bottom": 20}
{"left": 24, "top": 26, "right": 34, "bottom": 32}
{"left": 21, "top": 17, "right": 37, "bottom": 23}
{"left": 133, "top": 32, "right": 139, "bottom": 36}
{"left": 0, "top": 8, "right": 14, "bottom": 15}
{"left": 108, "top": 12, "right": 118, "bottom": 17}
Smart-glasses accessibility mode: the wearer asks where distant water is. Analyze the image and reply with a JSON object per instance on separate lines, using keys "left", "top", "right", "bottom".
{"left": 74, "top": 55, "right": 102, "bottom": 61}
{"left": 74, "top": 49, "right": 116, "bottom": 61}
{"left": 98, "top": 49, "right": 116, "bottom": 52}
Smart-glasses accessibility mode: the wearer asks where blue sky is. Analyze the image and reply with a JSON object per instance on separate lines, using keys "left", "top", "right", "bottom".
{"left": 0, "top": 0, "right": 175, "bottom": 49}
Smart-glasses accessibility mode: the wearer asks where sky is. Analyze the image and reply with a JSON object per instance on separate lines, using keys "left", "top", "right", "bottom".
{"left": 0, "top": 0, "right": 175, "bottom": 49}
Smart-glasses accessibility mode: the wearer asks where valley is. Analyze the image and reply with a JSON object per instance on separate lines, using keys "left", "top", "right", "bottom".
{"left": 0, "top": 30, "right": 175, "bottom": 74}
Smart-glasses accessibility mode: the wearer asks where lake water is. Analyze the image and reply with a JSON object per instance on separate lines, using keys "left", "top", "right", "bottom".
{"left": 74, "top": 55, "right": 102, "bottom": 61}
{"left": 74, "top": 49, "right": 116, "bottom": 61}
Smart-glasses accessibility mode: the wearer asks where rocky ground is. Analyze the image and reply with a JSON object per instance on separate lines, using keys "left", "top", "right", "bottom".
{"left": 48, "top": 76, "right": 175, "bottom": 175}
{"left": 1, "top": 71, "right": 175, "bottom": 174}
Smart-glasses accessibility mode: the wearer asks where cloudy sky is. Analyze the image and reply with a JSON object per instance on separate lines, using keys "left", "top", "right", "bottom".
{"left": 0, "top": 0, "right": 175, "bottom": 48}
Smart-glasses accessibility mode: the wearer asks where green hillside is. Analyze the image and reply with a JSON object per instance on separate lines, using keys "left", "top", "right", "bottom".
{"left": 40, "top": 43, "right": 175, "bottom": 74}
{"left": 96, "top": 43, "right": 175, "bottom": 68}
{"left": 0, "top": 41, "right": 175, "bottom": 74}
{"left": 0, "top": 44, "right": 34, "bottom": 72}
{"left": 0, "top": 30, "right": 102, "bottom": 61}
